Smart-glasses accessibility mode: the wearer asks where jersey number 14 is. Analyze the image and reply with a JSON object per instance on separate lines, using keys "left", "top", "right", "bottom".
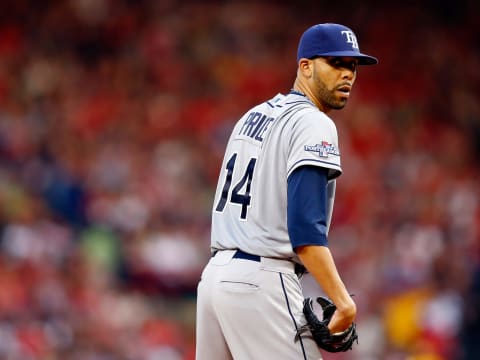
{"left": 215, "top": 153, "right": 257, "bottom": 220}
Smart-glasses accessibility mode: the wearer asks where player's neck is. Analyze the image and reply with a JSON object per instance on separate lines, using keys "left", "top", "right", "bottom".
{"left": 292, "top": 81, "right": 330, "bottom": 114}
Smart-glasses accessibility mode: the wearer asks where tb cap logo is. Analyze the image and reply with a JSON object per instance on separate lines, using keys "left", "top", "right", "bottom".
{"left": 341, "top": 30, "right": 359, "bottom": 49}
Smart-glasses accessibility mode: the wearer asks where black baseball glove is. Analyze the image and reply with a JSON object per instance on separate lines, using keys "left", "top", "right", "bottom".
{"left": 294, "top": 296, "right": 358, "bottom": 352}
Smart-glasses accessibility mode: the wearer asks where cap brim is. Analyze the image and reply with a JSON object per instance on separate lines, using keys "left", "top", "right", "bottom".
{"left": 356, "top": 55, "right": 378, "bottom": 65}
{"left": 312, "top": 51, "right": 378, "bottom": 65}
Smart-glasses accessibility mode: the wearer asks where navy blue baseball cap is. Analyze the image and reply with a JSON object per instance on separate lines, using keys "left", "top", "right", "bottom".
{"left": 297, "top": 23, "right": 378, "bottom": 65}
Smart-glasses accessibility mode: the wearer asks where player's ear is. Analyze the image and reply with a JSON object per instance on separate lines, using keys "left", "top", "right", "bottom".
{"left": 298, "top": 58, "right": 313, "bottom": 78}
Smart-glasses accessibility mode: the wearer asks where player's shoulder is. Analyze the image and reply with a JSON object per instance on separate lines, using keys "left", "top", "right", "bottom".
{"left": 285, "top": 98, "right": 334, "bottom": 129}
{"left": 296, "top": 107, "right": 333, "bottom": 125}
{"left": 281, "top": 93, "right": 324, "bottom": 118}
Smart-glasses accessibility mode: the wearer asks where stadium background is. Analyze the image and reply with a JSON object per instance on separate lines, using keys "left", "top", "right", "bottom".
{"left": 0, "top": 0, "right": 478, "bottom": 359}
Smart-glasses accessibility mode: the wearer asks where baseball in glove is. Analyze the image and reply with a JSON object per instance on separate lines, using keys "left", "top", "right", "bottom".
{"left": 294, "top": 296, "right": 358, "bottom": 352}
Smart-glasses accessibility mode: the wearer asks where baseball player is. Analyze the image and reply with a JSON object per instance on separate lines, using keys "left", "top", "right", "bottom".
{"left": 196, "top": 23, "right": 377, "bottom": 359}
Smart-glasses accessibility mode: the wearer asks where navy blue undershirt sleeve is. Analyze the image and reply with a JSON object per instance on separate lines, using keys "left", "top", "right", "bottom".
{"left": 287, "top": 165, "right": 329, "bottom": 250}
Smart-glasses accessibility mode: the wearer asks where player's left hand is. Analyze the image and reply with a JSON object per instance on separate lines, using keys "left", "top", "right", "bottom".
{"left": 294, "top": 296, "right": 358, "bottom": 352}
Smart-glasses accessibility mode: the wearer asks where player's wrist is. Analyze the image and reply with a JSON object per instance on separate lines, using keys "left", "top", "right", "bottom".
{"left": 334, "top": 299, "right": 356, "bottom": 318}
{"left": 328, "top": 305, "right": 356, "bottom": 333}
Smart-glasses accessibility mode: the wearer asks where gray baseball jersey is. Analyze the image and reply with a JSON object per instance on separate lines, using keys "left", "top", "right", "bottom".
{"left": 211, "top": 92, "right": 342, "bottom": 259}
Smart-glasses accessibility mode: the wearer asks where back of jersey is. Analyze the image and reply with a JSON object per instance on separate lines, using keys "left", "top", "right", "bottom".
{"left": 211, "top": 92, "right": 342, "bottom": 259}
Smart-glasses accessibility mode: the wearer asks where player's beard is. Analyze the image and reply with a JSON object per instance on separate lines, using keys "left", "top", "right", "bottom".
{"left": 313, "top": 72, "right": 348, "bottom": 111}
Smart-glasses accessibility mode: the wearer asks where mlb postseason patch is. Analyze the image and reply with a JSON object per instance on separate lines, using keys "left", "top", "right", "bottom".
{"left": 304, "top": 141, "right": 340, "bottom": 157}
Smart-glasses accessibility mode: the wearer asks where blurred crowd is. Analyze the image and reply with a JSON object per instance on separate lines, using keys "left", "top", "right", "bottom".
{"left": 0, "top": 0, "right": 479, "bottom": 359}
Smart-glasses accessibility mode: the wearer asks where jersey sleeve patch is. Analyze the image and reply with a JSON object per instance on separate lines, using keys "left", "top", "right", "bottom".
{"left": 304, "top": 141, "right": 340, "bottom": 157}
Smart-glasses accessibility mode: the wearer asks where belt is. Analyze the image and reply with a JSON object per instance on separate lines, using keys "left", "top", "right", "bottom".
{"left": 211, "top": 249, "right": 261, "bottom": 261}
{"left": 212, "top": 249, "right": 307, "bottom": 277}
{"left": 233, "top": 249, "right": 261, "bottom": 262}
